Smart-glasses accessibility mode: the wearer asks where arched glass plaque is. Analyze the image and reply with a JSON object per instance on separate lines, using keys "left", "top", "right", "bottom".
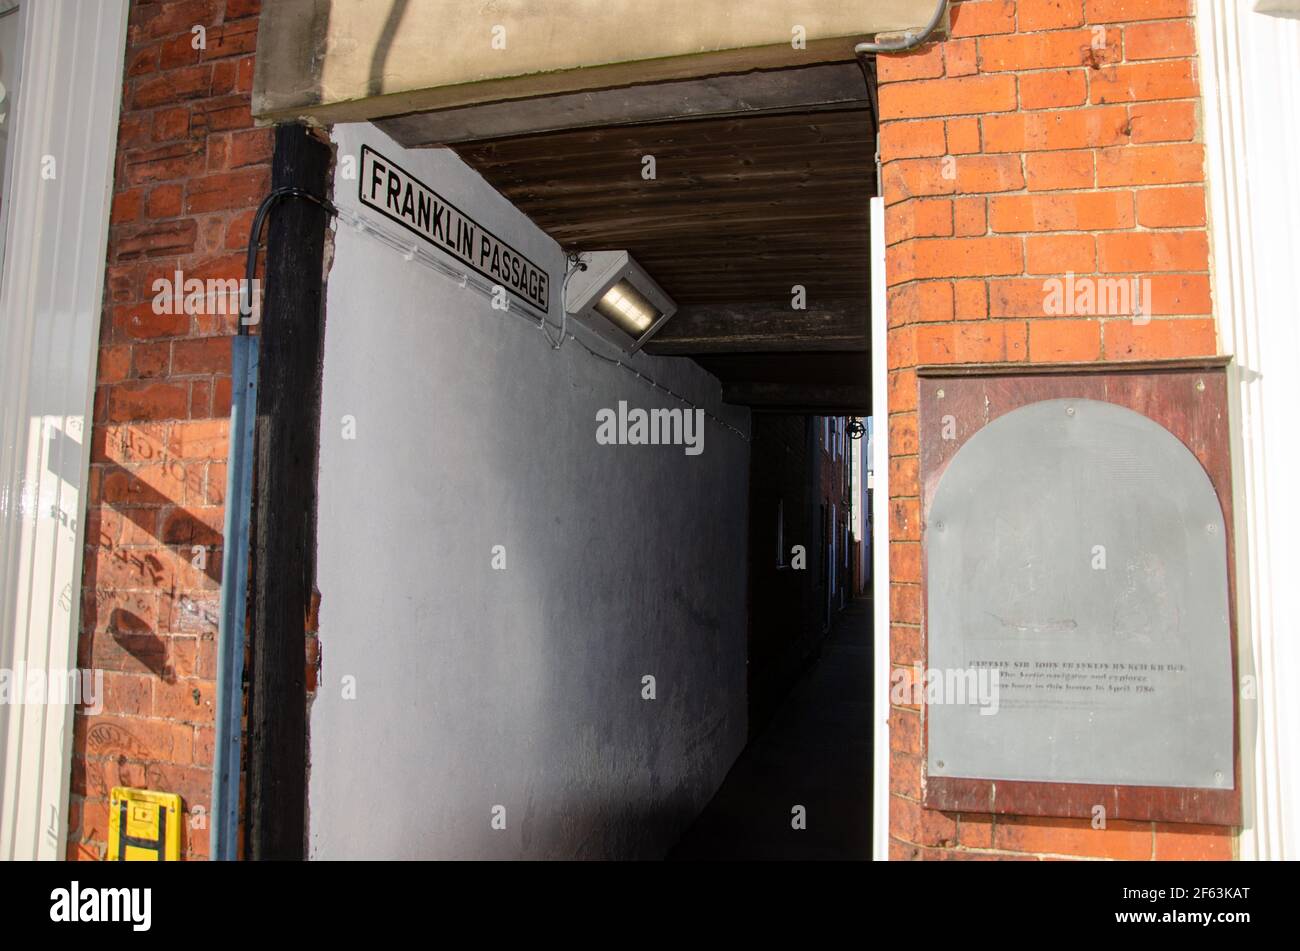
{"left": 926, "top": 397, "right": 1234, "bottom": 790}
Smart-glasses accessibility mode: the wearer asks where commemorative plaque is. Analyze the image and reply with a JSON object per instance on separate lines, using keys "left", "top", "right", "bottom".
{"left": 918, "top": 360, "right": 1240, "bottom": 824}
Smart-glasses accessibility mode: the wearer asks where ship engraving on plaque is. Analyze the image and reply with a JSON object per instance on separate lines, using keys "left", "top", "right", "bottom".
{"left": 926, "top": 398, "right": 1234, "bottom": 789}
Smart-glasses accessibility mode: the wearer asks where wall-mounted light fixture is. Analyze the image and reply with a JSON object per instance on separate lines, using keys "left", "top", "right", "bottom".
{"left": 563, "top": 250, "right": 677, "bottom": 354}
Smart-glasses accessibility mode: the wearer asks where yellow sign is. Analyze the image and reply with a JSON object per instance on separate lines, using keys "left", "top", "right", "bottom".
{"left": 108, "top": 787, "right": 181, "bottom": 861}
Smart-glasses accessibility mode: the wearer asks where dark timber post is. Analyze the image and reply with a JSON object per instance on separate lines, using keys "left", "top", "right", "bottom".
{"left": 248, "top": 124, "right": 331, "bottom": 860}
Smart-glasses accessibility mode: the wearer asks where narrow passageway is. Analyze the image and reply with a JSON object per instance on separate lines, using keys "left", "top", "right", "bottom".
{"left": 668, "top": 598, "right": 873, "bottom": 861}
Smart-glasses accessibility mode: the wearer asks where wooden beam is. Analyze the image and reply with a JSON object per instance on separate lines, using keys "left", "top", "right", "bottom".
{"left": 456, "top": 108, "right": 872, "bottom": 166}
{"left": 379, "top": 64, "right": 870, "bottom": 146}
{"left": 693, "top": 351, "right": 869, "bottom": 385}
{"left": 644, "top": 301, "right": 867, "bottom": 354}
{"left": 722, "top": 382, "right": 870, "bottom": 413}
{"left": 248, "top": 124, "right": 331, "bottom": 861}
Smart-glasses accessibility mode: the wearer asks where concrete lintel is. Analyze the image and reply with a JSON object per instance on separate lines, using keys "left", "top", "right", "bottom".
{"left": 252, "top": 0, "right": 942, "bottom": 124}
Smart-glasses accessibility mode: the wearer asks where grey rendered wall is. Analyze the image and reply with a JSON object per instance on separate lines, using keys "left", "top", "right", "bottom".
{"left": 308, "top": 124, "right": 751, "bottom": 859}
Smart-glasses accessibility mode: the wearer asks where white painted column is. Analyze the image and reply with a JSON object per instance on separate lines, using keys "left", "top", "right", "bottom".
{"left": 1196, "top": 0, "right": 1300, "bottom": 860}
{"left": 0, "top": 0, "right": 129, "bottom": 860}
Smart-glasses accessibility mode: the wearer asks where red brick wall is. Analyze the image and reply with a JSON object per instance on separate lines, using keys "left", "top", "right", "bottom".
{"left": 879, "top": 0, "right": 1232, "bottom": 860}
{"left": 68, "top": 0, "right": 266, "bottom": 861}
{"left": 819, "top": 418, "right": 854, "bottom": 618}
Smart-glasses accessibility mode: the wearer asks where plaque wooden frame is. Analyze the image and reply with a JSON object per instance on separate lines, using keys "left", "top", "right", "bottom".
{"left": 916, "top": 358, "right": 1241, "bottom": 826}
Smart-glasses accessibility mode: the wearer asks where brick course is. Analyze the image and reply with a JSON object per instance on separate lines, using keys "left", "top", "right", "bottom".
{"left": 68, "top": 0, "right": 266, "bottom": 861}
{"left": 879, "top": 0, "right": 1226, "bottom": 860}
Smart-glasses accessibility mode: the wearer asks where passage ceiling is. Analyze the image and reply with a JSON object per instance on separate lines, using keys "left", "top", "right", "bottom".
{"left": 379, "top": 65, "right": 877, "bottom": 414}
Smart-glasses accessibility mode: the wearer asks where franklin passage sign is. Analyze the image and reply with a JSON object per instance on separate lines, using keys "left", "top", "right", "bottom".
{"left": 359, "top": 145, "right": 550, "bottom": 312}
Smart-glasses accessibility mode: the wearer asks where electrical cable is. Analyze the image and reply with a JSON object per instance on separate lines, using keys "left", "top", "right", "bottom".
{"left": 240, "top": 186, "right": 338, "bottom": 335}
{"left": 545, "top": 251, "right": 587, "bottom": 350}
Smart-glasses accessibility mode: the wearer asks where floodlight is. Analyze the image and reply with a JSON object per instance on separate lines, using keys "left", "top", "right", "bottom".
{"left": 563, "top": 250, "right": 677, "bottom": 354}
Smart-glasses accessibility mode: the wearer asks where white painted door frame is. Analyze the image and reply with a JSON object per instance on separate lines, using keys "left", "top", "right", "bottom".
{"left": 0, "top": 0, "right": 129, "bottom": 860}
{"left": 1196, "top": 0, "right": 1300, "bottom": 861}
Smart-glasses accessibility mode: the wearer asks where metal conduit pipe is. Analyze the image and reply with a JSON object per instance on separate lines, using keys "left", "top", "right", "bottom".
{"left": 855, "top": 0, "right": 949, "bottom": 55}
{"left": 854, "top": 0, "right": 950, "bottom": 195}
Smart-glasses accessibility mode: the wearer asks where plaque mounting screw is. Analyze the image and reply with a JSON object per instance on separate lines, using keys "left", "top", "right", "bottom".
{"left": 937, "top": 388, "right": 945, "bottom": 399}
{"left": 1196, "top": 379, "right": 1206, "bottom": 392}
{"left": 936, "top": 760, "right": 945, "bottom": 770}
{"left": 1214, "top": 770, "right": 1224, "bottom": 783}
{"left": 935, "top": 521, "right": 945, "bottom": 532}
{"left": 1066, "top": 406, "right": 1075, "bottom": 417}
{"left": 1207, "top": 523, "right": 1218, "bottom": 535}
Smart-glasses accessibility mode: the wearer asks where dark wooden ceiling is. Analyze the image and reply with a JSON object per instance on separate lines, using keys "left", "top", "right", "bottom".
{"left": 452, "top": 108, "right": 874, "bottom": 307}
{"left": 398, "top": 65, "right": 877, "bottom": 414}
